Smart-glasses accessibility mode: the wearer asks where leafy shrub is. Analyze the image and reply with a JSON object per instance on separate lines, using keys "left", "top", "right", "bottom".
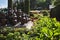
{"left": 0, "top": 16, "right": 60, "bottom": 40}
{"left": 33, "top": 16, "right": 60, "bottom": 40}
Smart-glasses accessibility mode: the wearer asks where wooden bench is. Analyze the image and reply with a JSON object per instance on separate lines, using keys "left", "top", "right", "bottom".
{"left": 30, "top": 10, "right": 40, "bottom": 14}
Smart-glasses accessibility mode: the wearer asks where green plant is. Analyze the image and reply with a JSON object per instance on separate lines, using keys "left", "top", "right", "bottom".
{"left": 0, "top": 16, "right": 60, "bottom": 40}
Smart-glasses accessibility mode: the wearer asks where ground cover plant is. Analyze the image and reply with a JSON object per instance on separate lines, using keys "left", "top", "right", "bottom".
{"left": 0, "top": 16, "right": 60, "bottom": 40}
